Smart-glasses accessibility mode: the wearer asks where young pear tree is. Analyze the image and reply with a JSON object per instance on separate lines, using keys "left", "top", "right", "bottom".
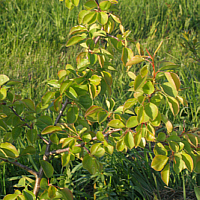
{"left": 1, "top": 0, "right": 199, "bottom": 199}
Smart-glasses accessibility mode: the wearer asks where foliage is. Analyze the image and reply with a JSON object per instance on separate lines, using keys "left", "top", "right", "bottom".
{"left": 0, "top": 0, "right": 199, "bottom": 199}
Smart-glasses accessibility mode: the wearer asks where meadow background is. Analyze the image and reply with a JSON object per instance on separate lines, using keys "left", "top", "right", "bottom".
{"left": 0, "top": 0, "right": 200, "bottom": 199}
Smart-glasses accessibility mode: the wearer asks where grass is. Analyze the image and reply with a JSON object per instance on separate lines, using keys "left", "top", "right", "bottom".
{"left": 0, "top": 0, "right": 200, "bottom": 199}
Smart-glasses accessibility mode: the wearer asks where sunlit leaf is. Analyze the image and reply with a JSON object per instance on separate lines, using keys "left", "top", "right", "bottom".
{"left": 161, "top": 163, "right": 170, "bottom": 185}
{"left": 151, "top": 155, "right": 168, "bottom": 171}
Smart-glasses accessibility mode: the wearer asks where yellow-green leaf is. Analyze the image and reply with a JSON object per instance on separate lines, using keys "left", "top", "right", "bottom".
{"left": 151, "top": 155, "right": 169, "bottom": 171}
{"left": 161, "top": 163, "right": 170, "bottom": 185}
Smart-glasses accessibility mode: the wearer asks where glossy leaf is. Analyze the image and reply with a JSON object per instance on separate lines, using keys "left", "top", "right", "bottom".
{"left": 97, "top": 12, "right": 108, "bottom": 25}
{"left": 59, "top": 188, "right": 73, "bottom": 200}
{"left": 167, "top": 96, "right": 179, "bottom": 116}
{"left": 67, "top": 106, "right": 79, "bottom": 124}
{"left": 66, "top": 34, "right": 87, "bottom": 47}
{"left": 108, "top": 119, "right": 125, "bottom": 128}
{"left": 182, "top": 153, "right": 193, "bottom": 171}
{"left": 84, "top": 0, "right": 97, "bottom": 10}
{"left": 126, "top": 55, "right": 144, "bottom": 66}
{"left": 82, "top": 154, "right": 99, "bottom": 174}
{"left": 151, "top": 155, "right": 169, "bottom": 171}
{"left": 99, "top": 1, "right": 111, "bottom": 10}
{"left": 0, "top": 74, "right": 9, "bottom": 86}
{"left": 0, "top": 142, "right": 19, "bottom": 158}
{"left": 62, "top": 152, "right": 71, "bottom": 167}
{"left": 126, "top": 116, "right": 138, "bottom": 128}
{"left": 144, "top": 102, "right": 158, "bottom": 120}
{"left": 165, "top": 72, "right": 181, "bottom": 91}
{"left": 48, "top": 185, "right": 57, "bottom": 199}
{"left": 40, "top": 160, "right": 54, "bottom": 178}
{"left": 161, "top": 82, "right": 178, "bottom": 98}
{"left": 41, "top": 125, "right": 62, "bottom": 135}
{"left": 161, "top": 163, "right": 170, "bottom": 185}
{"left": 124, "top": 132, "right": 135, "bottom": 149}
{"left": 143, "top": 81, "right": 154, "bottom": 95}
{"left": 134, "top": 74, "right": 147, "bottom": 91}
{"left": 42, "top": 91, "right": 55, "bottom": 105}
{"left": 116, "top": 139, "right": 125, "bottom": 151}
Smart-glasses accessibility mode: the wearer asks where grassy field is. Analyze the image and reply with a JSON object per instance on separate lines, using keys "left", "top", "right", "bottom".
{"left": 0, "top": 0, "right": 200, "bottom": 199}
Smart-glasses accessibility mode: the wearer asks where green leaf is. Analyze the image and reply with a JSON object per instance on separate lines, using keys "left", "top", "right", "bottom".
{"left": 150, "top": 112, "right": 161, "bottom": 127}
{"left": 23, "top": 190, "right": 36, "bottom": 200}
{"left": 20, "top": 146, "right": 36, "bottom": 156}
{"left": 102, "top": 71, "right": 112, "bottom": 86}
{"left": 161, "top": 114, "right": 173, "bottom": 133}
{"left": 104, "top": 144, "right": 114, "bottom": 155}
{"left": 0, "top": 142, "right": 19, "bottom": 158}
{"left": 94, "top": 146, "right": 105, "bottom": 157}
{"left": 151, "top": 155, "right": 169, "bottom": 171}
{"left": 110, "top": 13, "right": 121, "bottom": 23}
{"left": 48, "top": 185, "right": 57, "bottom": 199}
{"left": 41, "top": 125, "right": 62, "bottom": 135}
{"left": 116, "top": 139, "right": 125, "bottom": 151}
{"left": 126, "top": 55, "right": 144, "bottom": 66}
{"left": 157, "top": 132, "right": 166, "bottom": 142}
{"left": 154, "top": 143, "right": 168, "bottom": 156}
{"left": 61, "top": 137, "right": 75, "bottom": 148}
{"left": 108, "top": 119, "right": 125, "bottom": 128}
{"left": 0, "top": 88, "right": 7, "bottom": 100}
{"left": 159, "top": 61, "right": 179, "bottom": 71}
{"left": 134, "top": 74, "right": 147, "bottom": 91}
{"left": 123, "top": 98, "right": 137, "bottom": 112}
{"left": 97, "top": 111, "right": 108, "bottom": 124}
{"left": 67, "top": 106, "right": 79, "bottom": 124}
{"left": 97, "top": 12, "right": 108, "bottom": 25}
{"left": 134, "top": 132, "right": 142, "bottom": 147}
{"left": 97, "top": 131, "right": 104, "bottom": 141}
{"left": 22, "top": 99, "right": 35, "bottom": 111}
{"left": 82, "top": 154, "right": 99, "bottom": 174}
{"left": 182, "top": 153, "right": 193, "bottom": 171}
{"left": 142, "top": 81, "right": 154, "bottom": 95}
{"left": 144, "top": 102, "right": 158, "bottom": 120}
{"left": 91, "top": 143, "right": 102, "bottom": 156}
{"left": 161, "top": 163, "right": 170, "bottom": 186}
{"left": 89, "top": 75, "right": 101, "bottom": 86}
{"left": 26, "top": 129, "right": 37, "bottom": 144}
{"left": 40, "top": 160, "right": 54, "bottom": 178}
{"left": 66, "top": 34, "right": 87, "bottom": 47}
{"left": 82, "top": 133, "right": 92, "bottom": 142}
{"left": 66, "top": 87, "right": 78, "bottom": 100}
{"left": 99, "top": 1, "right": 111, "bottom": 10}
{"left": 12, "top": 126, "right": 22, "bottom": 140}
{"left": 3, "top": 194, "right": 18, "bottom": 200}
{"left": 84, "top": 0, "right": 97, "bottom": 10}
{"left": 50, "top": 133, "right": 59, "bottom": 145}
{"left": 165, "top": 72, "right": 181, "bottom": 91}
{"left": 169, "top": 141, "right": 179, "bottom": 152}
{"left": 173, "top": 155, "right": 186, "bottom": 174}
{"left": 60, "top": 80, "right": 72, "bottom": 94}
{"left": 42, "top": 91, "right": 55, "bottom": 105}
{"left": 82, "top": 11, "right": 97, "bottom": 25}
{"left": 58, "top": 188, "right": 73, "bottom": 200}
{"left": 62, "top": 152, "right": 71, "bottom": 167}
{"left": 167, "top": 96, "right": 179, "bottom": 116}
{"left": 161, "top": 82, "right": 178, "bottom": 98}
{"left": 0, "top": 74, "right": 9, "bottom": 86}
{"left": 126, "top": 116, "right": 138, "bottom": 128}
{"left": 194, "top": 186, "right": 200, "bottom": 200}
{"left": 72, "top": 0, "right": 79, "bottom": 6}
{"left": 40, "top": 178, "right": 48, "bottom": 190}
{"left": 124, "top": 132, "right": 135, "bottom": 149}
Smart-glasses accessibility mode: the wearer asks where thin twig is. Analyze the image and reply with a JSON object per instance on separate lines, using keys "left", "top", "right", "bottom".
{"left": 9, "top": 106, "right": 49, "bottom": 144}
{"left": 0, "top": 158, "right": 38, "bottom": 177}
{"left": 9, "top": 106, "right": 31, "bottom": 129}
{"left": 92, "top": 128, "right": 122, "bottom": 140}
{"left": 47, "top": 144, "right": 83, "bottom": 156}
{"left": 33, "top": 98, "right": 70, "bottom": 196}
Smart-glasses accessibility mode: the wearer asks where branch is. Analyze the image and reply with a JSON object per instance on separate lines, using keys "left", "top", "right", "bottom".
{"left": 9, "top": 106, "right": 49, "bottom": 144}
{"left": 92, "top": 128, "right": 122, "bottom": 140}
{"left": 33, "top": 98, "right": 70, "bottom": 196}
{"left": 9, "top": 106, "right": 31, "bottom": 129}
{"left": 46, "top": 144, "right": 83, "bottom": 156}
{"left": 0, "top": 158, "right": 38, "bottom": 177}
